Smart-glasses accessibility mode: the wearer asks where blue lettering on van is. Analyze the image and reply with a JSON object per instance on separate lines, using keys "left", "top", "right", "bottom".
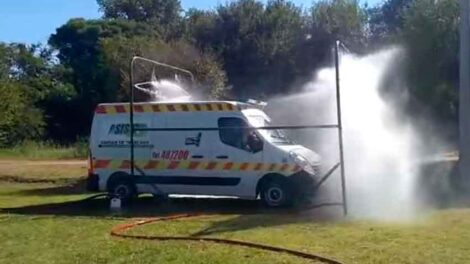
{"left": 99, "top": 140, "right": 153, "bottom": 148}
{"left": 108, "top": 123, "right": 147, "bottom": 137}
{"left": 185, "top": 132, "right": 202, "bottom": 147}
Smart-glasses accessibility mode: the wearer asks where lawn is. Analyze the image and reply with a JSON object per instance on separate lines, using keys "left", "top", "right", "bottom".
{"left": 0, "top": 159, "right": 469, "bottom": 264}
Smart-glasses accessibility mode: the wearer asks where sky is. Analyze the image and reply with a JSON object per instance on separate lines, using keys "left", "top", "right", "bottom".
{"left": 0, "top": 0, "right": 382, "bottom": 44}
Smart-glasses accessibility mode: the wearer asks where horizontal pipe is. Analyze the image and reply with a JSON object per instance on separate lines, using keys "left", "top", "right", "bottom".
{"left": 134, "top": 125, "right": 339, "bottom": 132}
{"left": 131, "top": 56, "right": 195, "bottom": 82}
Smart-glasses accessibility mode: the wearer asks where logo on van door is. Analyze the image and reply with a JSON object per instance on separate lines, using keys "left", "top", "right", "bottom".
{"left": 108, "top": 123, "right": 147, "bottom": 137}
{"left": 185, "top": 132, "right": 202, "bottom": 147}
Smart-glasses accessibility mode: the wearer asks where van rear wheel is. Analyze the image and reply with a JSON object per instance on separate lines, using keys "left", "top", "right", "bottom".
{"left": 260, "top": 178, "right": 293, "bottom": 208}
{"left": 108, "top": 179, "right": 136, "bottom": 203}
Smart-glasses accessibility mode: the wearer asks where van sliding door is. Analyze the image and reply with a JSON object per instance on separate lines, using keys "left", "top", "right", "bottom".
{"left": 146, "top": 112, "right": 215, "bottom": 195}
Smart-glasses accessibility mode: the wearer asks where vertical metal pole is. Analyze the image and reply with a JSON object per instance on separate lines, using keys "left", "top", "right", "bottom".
{"left": 335, "top": 40, "right": 348, "bottom": 216}
{"left": 130, "top": 58, "right": 135, "bottom": 177}
{"left": 460, "top": 0, "right": 470, "bottom": 190}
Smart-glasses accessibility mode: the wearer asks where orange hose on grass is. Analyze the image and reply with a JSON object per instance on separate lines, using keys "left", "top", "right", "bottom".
{"left": 110, "top": 214, "right": 344, "bottom": 264}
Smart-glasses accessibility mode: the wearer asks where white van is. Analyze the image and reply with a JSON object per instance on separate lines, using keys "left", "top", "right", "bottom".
{"left": 87, "top": 101, "right": 321, "bottom": 207}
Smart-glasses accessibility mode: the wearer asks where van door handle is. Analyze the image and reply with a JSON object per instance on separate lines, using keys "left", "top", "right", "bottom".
{"left": 191, "top": 155, "right": 204, "bottom": 159}
{"left": 216, "top": 155, "right": 228, "bottom": 159}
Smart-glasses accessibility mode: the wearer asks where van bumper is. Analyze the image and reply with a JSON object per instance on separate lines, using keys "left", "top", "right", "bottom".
{"left": 86, "top": 173, "right": 100, "bottom": 192}
{"left": 289, "top": 170, "right": 318, "bottom": 197}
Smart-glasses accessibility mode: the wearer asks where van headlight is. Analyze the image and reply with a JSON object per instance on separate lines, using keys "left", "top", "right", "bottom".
{"left": 289, "top": 151, "right": 315, "bottom": 175}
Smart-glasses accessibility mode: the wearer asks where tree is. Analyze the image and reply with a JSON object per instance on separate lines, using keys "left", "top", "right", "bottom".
{"left": 183, "top": 9, "right": 218, "bottom": 49}
{"left": 367, "top": 0, "right": 412, "bottom": 44}
{"left": 49, "top": 19, "right": 160, "bottom": 137}
{"left": 185, "top": 0, "right": 308, "bottom": 98}
{"left": 0, "top": 0, "right": 462, "bottom": 146}
{"left": 49, "top": 18, "right": 160, "bottom": 102}
{"left": 401, "top": 0, "right": 459, "bottom": 121}
{"left": 0, "top": 81, "right": 44, "bottom": 146}
{"left": 6, "top": 43, "right": 76, "bottom": 141}
{"left": 311, "top": 0, "right": 367, "bottom": 50}
{"left": 212, "top": 0, "right": 265, "bottom": 98}
{"left": 101, "top": 36, "right": 228, "bottom": 100}
{"left": 0, "top": 43, "right": 53, "bottom": 146}
{"left": 97, "top": 0, "right": 182, "bottom": 38}
{"left": 256, "top": 0, "right": 305, "bottom": 94}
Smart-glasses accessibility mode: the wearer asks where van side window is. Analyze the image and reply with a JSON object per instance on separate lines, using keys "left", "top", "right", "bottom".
{"left": 218, "top": 118, "right": 249, "bottom": 150}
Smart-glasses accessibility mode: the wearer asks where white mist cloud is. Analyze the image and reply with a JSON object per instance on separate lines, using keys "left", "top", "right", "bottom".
{"left": 268, "top": 47, "right": 423, "bottom": 220}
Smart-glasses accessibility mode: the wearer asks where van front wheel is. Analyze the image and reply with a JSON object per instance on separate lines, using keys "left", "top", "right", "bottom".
{"left": 260, "top": 178, "right": 293, "bottom": 208}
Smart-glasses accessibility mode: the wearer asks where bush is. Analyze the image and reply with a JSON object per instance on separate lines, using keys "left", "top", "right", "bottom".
{"left": 0, "top": 82, "right": 45, "bottom": 147}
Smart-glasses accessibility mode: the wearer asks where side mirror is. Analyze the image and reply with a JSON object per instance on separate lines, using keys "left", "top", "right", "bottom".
{"left": 247, "top": 132, "right": 263, "bottom": 153}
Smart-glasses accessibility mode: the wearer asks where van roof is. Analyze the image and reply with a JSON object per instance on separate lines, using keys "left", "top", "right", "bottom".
{"left": 98, "top": 100, "right": 239, "bottom": 106}
{"left": 95, "top": 101, "right": 263, "bottom": 114}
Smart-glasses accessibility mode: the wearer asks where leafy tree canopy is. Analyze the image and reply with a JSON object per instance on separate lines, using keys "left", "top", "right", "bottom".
{"left": 0, "top": 0, "right": 462, "bottom": 144}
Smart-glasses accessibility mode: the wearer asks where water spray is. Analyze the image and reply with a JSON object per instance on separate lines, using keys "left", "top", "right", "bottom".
{"left": 268, "top": 45, "right": 432, "bottom": 219}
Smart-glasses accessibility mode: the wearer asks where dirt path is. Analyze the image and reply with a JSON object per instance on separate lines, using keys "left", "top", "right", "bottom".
{"left": 0, "top": 160, "right": 86, "bottom": 167}
{"left": 0, "top": 159, "right": 87, "bottom": 182}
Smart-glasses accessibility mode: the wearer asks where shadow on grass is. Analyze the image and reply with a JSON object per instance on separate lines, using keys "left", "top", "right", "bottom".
{"left": 0, "top": 194, "right": 342, "bottom": 234}
{"left": 190, "top": 203, "right": 343, "bottom": 236}
{"left": 0, "top": 175, "right": 84, "bottom": 186}
{"left": 12, "top": 179, "right": 88, "bottom": 196}
{"left": 191, "top": 213, "right": 317, "bottom": 237}
{"left": 0, "top": 196, "right": 264, "bottom": 218}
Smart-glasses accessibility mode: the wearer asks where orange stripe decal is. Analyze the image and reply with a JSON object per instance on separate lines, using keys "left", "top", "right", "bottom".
{"left": 280, "top": 164, "right": 289, "bottom": 172}
{"left": 115, "top": 105, "right": 126, "bottom": 113}
{"left": 168, "top": 161, "right": 180, "bottom": 169}
{"left": 134, "top": 105, "right": 144, "bottom": 112}
{"left": 144, "top": 160, "right": 159, "bottom": 169}
{"left": 269, "top": 164, "right": 277, "bottom": 171}
{"left": 119, "top": 160, "right": 131, "bottom": 169}
{"left": 93, "top": 159, "right": 298, "bottom": 173}
{"left": 188, "top": 161, "right": 200, "bottom": 170}
{"left": 96, "top": 105, "right": 107, "bottom": 114}
{"left": 223, "top": 162, "right": 233, "bottom": 170}
{"left": 240, "top": 163, "right": 249, "bottom": 171}
{"left": 152, "top": 105, "right": 160, "bottom": 112}
{"left": 206, "top": 162, "right": 217, "bottom": 170}
{"left": 95, "top": 103, "right": 240, "bottom": 114}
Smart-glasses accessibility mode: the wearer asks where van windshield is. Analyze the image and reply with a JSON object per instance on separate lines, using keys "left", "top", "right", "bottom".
{"left": 247, "top": 115, "right": 292, "bottom": 145}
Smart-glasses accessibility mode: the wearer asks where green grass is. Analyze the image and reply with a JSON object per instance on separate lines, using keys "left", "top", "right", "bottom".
{"left": 0, "top": 160, "right": 470, "bottom": 263}
{"left": 0, "top": 140, "right": 88, "bottom": 160}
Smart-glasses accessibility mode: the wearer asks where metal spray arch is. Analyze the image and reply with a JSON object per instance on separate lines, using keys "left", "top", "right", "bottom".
{"left": 128, "top": 41, "right": 348, "bottom": 215}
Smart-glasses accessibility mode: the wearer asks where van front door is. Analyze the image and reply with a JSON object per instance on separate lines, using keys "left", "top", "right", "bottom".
{"left": 213, "top": 117, "right": 263, "bottom": 198}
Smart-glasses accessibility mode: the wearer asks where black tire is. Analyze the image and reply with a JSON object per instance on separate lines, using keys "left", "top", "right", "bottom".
{"left": 108, "top": 178, "right": 137, "bottom": 203}
{"left": 260, "top": 178, "right": 293, "bottom": 208}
